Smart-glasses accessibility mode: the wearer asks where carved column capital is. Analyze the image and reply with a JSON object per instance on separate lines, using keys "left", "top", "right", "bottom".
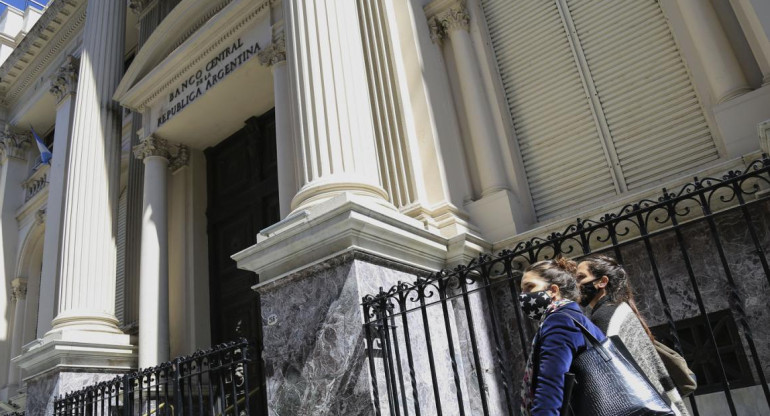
{"left": 425, "top": 0, "right": 470, "bottom": 44}
{"left": 49, "top": 56, "right": 79, "bottom": 103}
{"left": 258, "top": 34, "right": 286, "bottom": 67}
{"left": 128, "top": 0, "right": 153, "bottom": 15}
{"left": 169, "top": 144, "right": 190, "bottom": 172}
{"left": 11, "top": 278, "right": 27, "bottom": 302}
{"left": 36, "top": 208, "right": 47, "bottom": 225}
{"left": 133, "top": 135, "right": 170, "bottom": 160}
{"left": 0, "top": 125, "right": 30, "bottom": 162}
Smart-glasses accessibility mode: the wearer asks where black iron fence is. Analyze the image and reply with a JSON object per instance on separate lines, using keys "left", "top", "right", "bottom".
{"left": 362, "top": 156, "right": 770, "bottom": 416}
{"left": 53, "top": 339, "right": 261, "bottom": 416}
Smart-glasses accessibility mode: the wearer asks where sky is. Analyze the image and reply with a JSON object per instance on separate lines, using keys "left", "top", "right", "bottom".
{"left": 0, "top": 0, "right": 49, "bottom": 14}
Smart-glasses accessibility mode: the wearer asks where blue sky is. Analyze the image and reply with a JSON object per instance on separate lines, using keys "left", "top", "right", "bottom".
{"left": 0, "top": 0, "right": 49, "bottom": 14}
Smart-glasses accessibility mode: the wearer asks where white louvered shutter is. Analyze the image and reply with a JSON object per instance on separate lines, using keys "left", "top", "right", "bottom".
{"left": 481, "top": 0, "right": 617, "bottom": 220}
{"left": 115, "top": 191, "right": 127, "bottom": 326}
{"left": 566, "top": 0, "right": 717, "bottom": 190}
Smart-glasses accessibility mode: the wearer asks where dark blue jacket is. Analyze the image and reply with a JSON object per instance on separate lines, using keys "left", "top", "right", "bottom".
{"left": 532, "top": 302, "right": 606, "bottom": 416}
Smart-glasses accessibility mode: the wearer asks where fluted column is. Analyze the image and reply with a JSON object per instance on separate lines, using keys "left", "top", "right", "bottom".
{"left": 133, "top": 136, "right": 170, "bottom": 368}
{"left": 51, "top": 0, "right": 126, "bottom": 333}
{"left": 259, "top": 27, "right": 296, "bottom": 219}
{"left": 7, "top": 278, "right": 27, "bottom": 390}
{"left": 678, "top": 0, "right": 750, "bottom": 102}
{"left": 284, "top": 0, "right": 389, "bottom": 211}
{"left": 731, "top": 0, "right": 770, "bottom": 85}
{"left": 427, "top": 0, "right": 508, "bottom": 197}
{"left": 37, "top": 56, "right": 79, "bottom": 337}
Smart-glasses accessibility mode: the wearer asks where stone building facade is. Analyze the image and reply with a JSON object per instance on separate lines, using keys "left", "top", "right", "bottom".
{"left": 0, "top": 0, "right": 767, "bottom": 414}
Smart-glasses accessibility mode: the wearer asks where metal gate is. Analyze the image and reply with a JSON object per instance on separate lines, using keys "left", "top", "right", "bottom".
{"left": 362, "top": 157, "right": 770, "bottom": 416}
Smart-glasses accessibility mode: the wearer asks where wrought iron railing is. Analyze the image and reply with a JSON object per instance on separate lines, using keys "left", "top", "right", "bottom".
{"left": 54, "top": 339, "right": 261, "bottom": 416}
{"left": 363, "top": 156, "right": 770, "bottom": 416}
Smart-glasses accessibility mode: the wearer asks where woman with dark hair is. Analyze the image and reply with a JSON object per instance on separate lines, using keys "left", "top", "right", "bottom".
{"left": 577, "top": 254, "right": 690, "bottom": 416}
{"left": 519, "top": 257, "right": 605, "bottom": 416}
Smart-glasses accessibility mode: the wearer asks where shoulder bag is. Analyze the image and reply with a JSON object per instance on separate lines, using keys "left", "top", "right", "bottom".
{"left": 654, "top": 340, "right": 698, "bottom": 397}
{"left": 556, "top": 313, "right": 676, "bottom": 416}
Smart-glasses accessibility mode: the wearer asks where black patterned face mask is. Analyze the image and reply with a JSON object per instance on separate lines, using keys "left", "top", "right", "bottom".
{"left": 519, "top": 290, "right": 552, "bottom": 320}
{"left": 579, "top": 280, "right": 600, "bottom": 307}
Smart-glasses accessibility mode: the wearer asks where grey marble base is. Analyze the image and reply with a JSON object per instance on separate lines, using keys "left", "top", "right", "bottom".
{"left": 25, "top": 371, "right": 119, "bottom": 416}
{"left": 256, "top": 252, "right": 431, "bottom": 416}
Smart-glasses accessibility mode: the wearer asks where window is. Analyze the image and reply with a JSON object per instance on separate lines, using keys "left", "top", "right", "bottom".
{"left": 482, "top": 0, "right": 718, "bottom": 220}
{"left": 651, "top": 310, "right": 754, "bottom": 395}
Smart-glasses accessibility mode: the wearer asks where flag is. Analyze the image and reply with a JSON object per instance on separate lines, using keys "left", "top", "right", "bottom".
{"left": 30, "top": 125, "right": 51, "bottom": 164}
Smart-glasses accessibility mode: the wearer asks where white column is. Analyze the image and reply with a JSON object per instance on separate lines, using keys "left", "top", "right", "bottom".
{"left": 51, "top": 0, "right": 126, "bottom": 333}
{"left": 731, "top": 0, "right": 770, "bottom": 85}
{"left": 284, "top": 0, "right": 390, "bottom": 211}
{"left": 37, "top": 56, "right": 78, "bottom": 337}
{"left": 7, "top": 278, "right": 27, "bottom": 390}
{"left": 259, "top": 28, "right": 296, "bottom": 219}
{"left": 427, "top": 1, "right": 508, "bottom": 197}
{"left": 0, "top": 130, "right": 28, "bottom": 389}
{"left": 133, "top": 136, "right": 170, "bottom": 368}
{"left": 678, "top": 0, "right": 750, "bottom": 103}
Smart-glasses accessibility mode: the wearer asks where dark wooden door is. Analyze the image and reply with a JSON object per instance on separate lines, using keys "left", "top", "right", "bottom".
{"left": 205, "top": 110, "right": 278, "bottom": 414}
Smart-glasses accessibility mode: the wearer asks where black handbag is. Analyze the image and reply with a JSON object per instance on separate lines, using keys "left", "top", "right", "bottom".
{"left": 556, "top": 312, "right": 676, "bottom": 416}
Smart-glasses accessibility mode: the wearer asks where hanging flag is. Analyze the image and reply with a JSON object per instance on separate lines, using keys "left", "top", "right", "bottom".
{"left": 30, "top": 125, "right": 52, "bottom": 164}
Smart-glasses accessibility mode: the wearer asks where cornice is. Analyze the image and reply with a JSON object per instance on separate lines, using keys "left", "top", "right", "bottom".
{"left": 0, "top": 1, "right": 86, "bottom": 107}
{"left": 116, "top": 0, "right": 276, "bottom": 111}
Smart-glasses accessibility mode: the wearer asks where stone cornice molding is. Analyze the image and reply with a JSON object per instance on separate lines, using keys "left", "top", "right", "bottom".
{"left": 258, "top": 33, "right": 286, "bottom": 67}
{"left": 0, "top": 0, "right": 86, "bottom": 106}
{"left": 115, "top": 0, "right": 276, "bottom": 112}
{"left": 49, "top": 55, "right": 80, "bottom": 103}
{"left": 0, "top": 126, "right": 30, "bottom": 161}
{"left": 11, "top": 278, "right": 27, "bottom": 302}
{"left": 425, "top": 0, "right": 470, "bottom": 44}
{"left": 168, "top": 144, "right": 190, "bottom": 172}
{"left": 133, "top": 135, "right": 170, "bottom": 160}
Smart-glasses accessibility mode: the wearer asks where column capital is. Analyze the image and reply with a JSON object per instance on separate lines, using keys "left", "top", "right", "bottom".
{"left": 258, "top": 34, "right": 286, "bottom": 67}
{"left": 425, "top": 0, "right": 470, "bottom": 44}
{"left": 168, "top": 144, "right": 190, "bottom": 172}
{"left": 11, "top": 278, "right": 27, "bottom": 302}
{"left": 128, "top": 0, "right": 153, "bottom": 15}
{"left": 0, "top": 126, "right": 30, "bottom": 162}
{"left": 49, "top": 56, "right": 79, "bottom": 103}
{"left": 133, "top": 135, "right": 170, "bottom": 160}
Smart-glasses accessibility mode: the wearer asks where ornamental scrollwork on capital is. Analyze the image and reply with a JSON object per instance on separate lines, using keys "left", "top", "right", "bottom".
{"left": 0, "top": 125, "right": 30, "bottom": 161}
{"left": 128, "top": 0, "right": 153, "bottom": 15}
{"left": 169, "top": 144, "right": 190, "bottom": 172}
{"left": 425, "top": 0, "right": 470, "bottom": 44}
{"left": 257, "top": 35, "right": 286, "bottom": 67}
{"left": 133, "top": 135, "right": 170, "bottom": 160}
{"left": 11, "top": 278, "right": 27, "bottom": 302}
{"left": 49, "top": 56, "right": 79, "bottom": 103}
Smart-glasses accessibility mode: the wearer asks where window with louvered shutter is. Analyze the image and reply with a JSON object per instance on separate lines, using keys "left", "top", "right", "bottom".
{"left": 481, "top": 0, "right": 717, "bottom": 220}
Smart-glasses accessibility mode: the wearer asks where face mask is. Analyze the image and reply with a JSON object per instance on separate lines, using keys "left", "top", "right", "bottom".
{"left": 579, "top": 280, "right": 600, "bottom": 307}
{"left": 519, "top": 290, "right": 552, "bottom": 320}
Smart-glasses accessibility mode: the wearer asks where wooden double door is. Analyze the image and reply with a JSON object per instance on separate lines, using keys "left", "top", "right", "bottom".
{"left": 205, "top": 110, "right": 278, "bottom": 413}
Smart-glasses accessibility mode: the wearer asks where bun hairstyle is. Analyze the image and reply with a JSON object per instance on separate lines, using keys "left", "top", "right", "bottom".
{"left": 525, "top": 256, "right": 580, "bottom": 301}
{"left": 581, "top": 254, "right": 654, "bottom": 341}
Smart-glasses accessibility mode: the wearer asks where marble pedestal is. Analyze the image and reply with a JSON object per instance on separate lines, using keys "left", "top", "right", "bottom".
{"left": 256, "top": 252, "right": 425, "bottom": 415}
{"left": 25, "top": 371, "right": 120, "bottom": 416}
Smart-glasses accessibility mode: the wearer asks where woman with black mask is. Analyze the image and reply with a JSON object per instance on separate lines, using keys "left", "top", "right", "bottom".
{"left": 577, "top": 254, "right": 690, "bottom": 416}
{"left": 519, "top": 257, "right": 605, "bottom": 416}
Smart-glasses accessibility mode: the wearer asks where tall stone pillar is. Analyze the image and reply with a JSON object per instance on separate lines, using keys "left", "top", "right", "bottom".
{"left": 7, "top": 278, "right": 27, "bottom": 391}
{"left": 17, "top": 5, "right": 134, "bottom": 413}
{"left": 133, "top": 136, "right": 170, "bottom": 368}
{"left": 37, "top": 56, "right": 79, "bottom": 337}
{"left": 50, "top": 0, "right": 126, "bottom": 334}
{"left": 678, "top": 0, "right": 751, "bottom": 102}
{"left": 259, "top": 27, "right": 296, "bottom": 219}
{"left": 0, "top": 129, "right": 28, "bottom": 392}
{"left": 284, "top": 0, "right": 389, "bottom": 211}
{"left": 427, "top": 0, "right": 507, "bottom": 197}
